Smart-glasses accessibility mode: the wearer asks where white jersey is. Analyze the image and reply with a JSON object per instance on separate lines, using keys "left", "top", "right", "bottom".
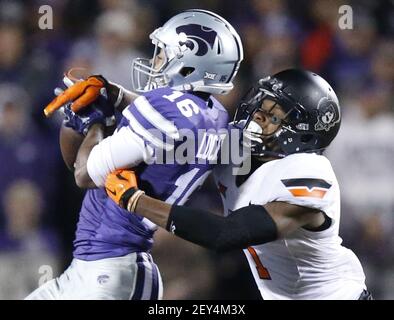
{"left": 213, "top": 153, "right": 366, "bottom": 300}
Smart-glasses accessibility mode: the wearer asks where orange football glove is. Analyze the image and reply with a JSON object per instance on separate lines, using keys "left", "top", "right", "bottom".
{"left": 105, "top": 170, "right": 139, "bottom": 209}
{"left": 44, "top": 76, "right": 106, "bottom": 118}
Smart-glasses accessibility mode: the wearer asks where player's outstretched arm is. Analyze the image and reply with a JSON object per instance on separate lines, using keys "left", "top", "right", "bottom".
{"left": 105, "top": 170, "right": 323, "bottom": 252}
{"left": 136, "top": 198, "right": 322, "bottom": 252}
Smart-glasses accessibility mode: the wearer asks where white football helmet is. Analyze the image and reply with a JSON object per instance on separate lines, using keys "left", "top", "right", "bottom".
{"left": 131, "top": 9, "right": 243, "bottom": 95}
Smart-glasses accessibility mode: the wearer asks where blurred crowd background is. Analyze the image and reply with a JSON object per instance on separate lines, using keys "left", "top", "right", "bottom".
{"left": 0, "top": 0, "right": 392, "bottom": 299}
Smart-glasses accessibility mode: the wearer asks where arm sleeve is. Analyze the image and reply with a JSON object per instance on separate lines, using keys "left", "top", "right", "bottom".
{"left": 87, "top": 93, "right": 181, "bottom": 187}
{"left": 86, "top": 126, "right": 153, "bottom": 187}
{"left": 166, "top": 205, "right": 278, "bottom": 252}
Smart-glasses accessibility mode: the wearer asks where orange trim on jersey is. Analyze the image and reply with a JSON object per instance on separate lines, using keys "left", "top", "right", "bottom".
{"left": 247, "top": 247, "right": 271, "bottom": 280}
{"left": 287, "top": 187, "right": 327, "bottom": 199}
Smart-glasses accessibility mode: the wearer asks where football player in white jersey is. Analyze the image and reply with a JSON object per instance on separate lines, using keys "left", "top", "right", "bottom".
{"left": 105, "top": 69, "right": 372, "bottom": 300}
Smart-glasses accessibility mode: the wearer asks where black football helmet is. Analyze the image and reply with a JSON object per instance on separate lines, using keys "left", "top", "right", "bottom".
{"left": 233, "top": 69, "right": 341, "bottom": 158}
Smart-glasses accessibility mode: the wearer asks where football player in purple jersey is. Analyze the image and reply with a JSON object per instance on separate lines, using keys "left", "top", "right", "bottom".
{"left": 26, "top": 9, "right": 243, "bottom": 300}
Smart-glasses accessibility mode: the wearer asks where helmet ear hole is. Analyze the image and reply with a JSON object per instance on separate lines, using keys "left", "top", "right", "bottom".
{"left": 180, "top": 67, "right": 195, "bottom": 77}
{"left": 301, "top": 134, "right": 314, "bottom": 143}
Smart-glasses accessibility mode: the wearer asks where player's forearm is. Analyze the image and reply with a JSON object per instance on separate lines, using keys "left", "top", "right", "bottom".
{"left": 108, "top": 82, "right": 139, "bottom": 112}
{"left": 120, "top": 90, "right": 139, "bottom": 111}
{"left": 135, "top": 195, "right": 172, "bottom": 228}
{"left": 133, "top": 196, "right": 278, "bottom": 252}
{"left": 59, "top": 124, "right": 84, "bottom": 172}
{"left": 74, "top": 123, "right": 105, "bottom": 188}
{"left": 164, "top": 205, "right": 277, "bottom": 252}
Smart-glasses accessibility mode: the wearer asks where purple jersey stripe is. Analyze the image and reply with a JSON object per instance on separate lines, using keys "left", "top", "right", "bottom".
{"left": 128, "top": 106, "right": 175, "bottom": 146}
{"left": 151, "top": 263, "right": 159, "bottom": 300}
{"left": 131, "top": 253, "right": 145, "bottom": 300}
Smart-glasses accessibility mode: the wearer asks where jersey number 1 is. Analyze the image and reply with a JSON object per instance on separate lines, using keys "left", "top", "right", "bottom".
{"left": 247, "top": 247, "right": 271, "bottom": 280}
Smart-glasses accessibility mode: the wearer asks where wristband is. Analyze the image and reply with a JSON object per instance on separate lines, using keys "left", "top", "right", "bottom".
{"left": 114, "top": 86, "right": 125, "bottom": 109}
{"left": 127, "top": 190, "right": 145, "bottom": 212}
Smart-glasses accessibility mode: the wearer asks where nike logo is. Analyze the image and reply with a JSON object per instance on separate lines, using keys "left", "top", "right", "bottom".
{"left": 107, "top": 188, "right": 116, "bottom": 196}
{"left": 116, "top": 173, "right": 128, "bottom": 181}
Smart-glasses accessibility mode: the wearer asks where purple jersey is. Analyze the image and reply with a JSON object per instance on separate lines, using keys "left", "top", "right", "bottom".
{"left": 73, "top": 88, "right": 229, "bottom": 260}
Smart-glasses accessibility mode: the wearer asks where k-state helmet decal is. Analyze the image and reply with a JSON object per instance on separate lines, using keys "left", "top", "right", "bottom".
{"left": 315, "top": 97, "right": 341, "bottom": 132}
{"left": 132, "top": 9, "right": 243, "bottom": 94}
{"left": 176, "top": 24, "right": 218, "bottom": 56}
